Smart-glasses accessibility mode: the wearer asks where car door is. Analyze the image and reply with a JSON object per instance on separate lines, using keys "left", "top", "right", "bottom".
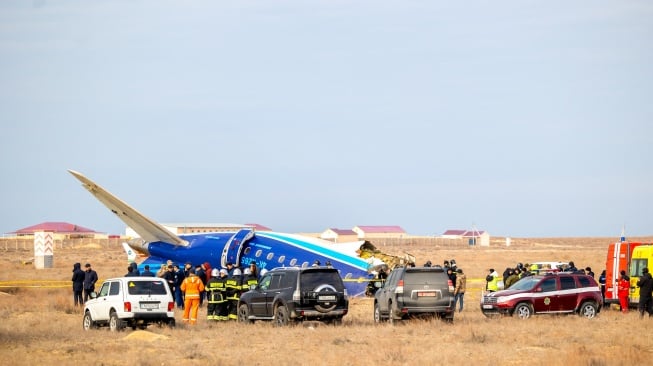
{"left": 532, "top": 277, "right": 557, "bottom": 313}
{"left": 93, "top": 281, "right": 114, "bottom": 321}
{"left": 556, "top": 276, "right": 578, "bottom": 312}
{"left": 376, "top": 270, "right": 399, "bottom": 313}
{"left": 249, "top": 273, "right": 272, "bottom": 317}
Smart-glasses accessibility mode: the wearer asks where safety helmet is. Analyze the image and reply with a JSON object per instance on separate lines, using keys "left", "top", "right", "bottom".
{"left": 260, "top": 269, "right": 268, "bottom": 277}
{"left": 243, "top": 268, "right": 251, "bottom": 275}
{"left": 233, "top": 268, "right": 242, "bottom": 276}
{"left": 211, "top": 268, "right": 219, "bottom": 277}
{"left": 219, "top": 269, "right": 228, "bottom": 276}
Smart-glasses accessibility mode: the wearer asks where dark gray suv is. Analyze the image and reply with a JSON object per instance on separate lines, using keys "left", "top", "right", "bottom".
{"left": 238, "top": 266, "right": 349, "bottom": 326}
{"left": 374, "top": 266, "right": 455, "bottom": 323}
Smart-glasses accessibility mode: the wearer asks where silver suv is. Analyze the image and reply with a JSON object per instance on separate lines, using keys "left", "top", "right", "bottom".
{"left": 82, "top": 277, "right": 175, "bottom": 331}
{"left": 374, "top": 266, "right": 455, "bottom": 323}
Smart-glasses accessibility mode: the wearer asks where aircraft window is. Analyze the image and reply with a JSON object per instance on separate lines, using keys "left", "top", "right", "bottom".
{"left": 267, "top": 253, "right": 274, "bottom": 260}
{"left": 278, "top": 255, "right": 285, "bottom": 264}
{"left": 255, "top": 250, "right": 262, "bottom": 258}
{"left": 344, "top": 273, "right": 353, "bottom": 279}
{"left": 289, "top": 258, "right": 297, "bottom": 266}
{"left": 301, "top": 262, "right": 309, "bottom": 268}
{"left": 243, "top": 247, "right": 251, "bottom": 255}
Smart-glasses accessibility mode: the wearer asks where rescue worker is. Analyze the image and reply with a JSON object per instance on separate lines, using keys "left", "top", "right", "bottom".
{"left": 180, "top": 270, "right": 205, "bottom": 325}
{"left": 504, "top": 268, "right": 519, "bottom": 289}
{"left": 243, "top": 268, "right": 258, "bottom": 291}
{"left": 216, "top": 269, "right": 230, "bottom": 320}
{"left": 205, "top": 268, "right": 224, "bottom": 321}
{"left": 225, "top": 268, "right": 243, "bottom": 320}
{"left": 617, "top": 270, "right": 630, "bottom": 313}
{"left": 486, "top": 268, "right": 499, "bottom": 293}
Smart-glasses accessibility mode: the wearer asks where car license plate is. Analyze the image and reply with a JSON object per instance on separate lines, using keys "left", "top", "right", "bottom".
{"left": 417, "top": 292, "right": 436, "bottom": 297}
{"left": 319, "top": 295, "right": 336, "bottom": 301}
{"left": 140, "top": 303, "right": 159, "bottom": 309}
{"left": 482, "top": 304, "right": 493, "bottom": 309}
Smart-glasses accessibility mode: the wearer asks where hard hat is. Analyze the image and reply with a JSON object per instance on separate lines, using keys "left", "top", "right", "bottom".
{"left": 260, "top": 269, "right": 268, "bottom": 276}
{"left": 220, "top": 269, "right": 228, "bottom": 276}
{"left": 211, "top": 268, "right": 219, "bottom": 277}
{"left": 233, "top": 268, "right": 242, "bottom": 276}
{"left": 243, "top": 268, "right": 251, "bottom": 275}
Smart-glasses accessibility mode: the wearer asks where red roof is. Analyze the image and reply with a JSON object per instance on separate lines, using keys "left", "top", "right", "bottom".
{"left": 442, "top": 229, "right": 467, "bottom": 236}
{"left": 442, "top": 229, "right": 485, "bottom": 236}
{"left": 12, "top": 222, "right": 97, "bottom": 235}
{"left": 330, "top": 228, "right": 357, "bottom": 235}
{"left": 245, "top": 223, "right": 272, "bottom": 231}
{"left": 356, "top": 225, "right": 405, "bottom": 234}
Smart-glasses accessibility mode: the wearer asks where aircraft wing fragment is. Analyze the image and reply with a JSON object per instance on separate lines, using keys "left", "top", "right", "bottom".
{"left": 68, "top": 170, "right": 188, "bottom": 246}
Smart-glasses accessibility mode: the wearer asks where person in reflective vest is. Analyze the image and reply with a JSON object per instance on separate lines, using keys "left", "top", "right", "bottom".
{"left": 180, "top": 270, "right": 205, "bottom": 325}
{"left": 226, "top": 268, "right": 243, "bottom": 320}
{"left": 486, "top": 269, "right": 499, "bottom": 292}
{"left": 243, "top": 268, "right": 258, "bottom": 291}
{"left": 205, "top": 269, "right": 225, "bottom": 321}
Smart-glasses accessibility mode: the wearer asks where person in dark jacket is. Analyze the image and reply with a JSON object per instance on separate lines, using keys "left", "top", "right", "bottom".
{"left": 599, "top": 269, "right": 607, "bottom": 303}
{"left": 636, "top": 267, "right": 653, "bottom": 318}
{"left": 125, "top": 266, "right": 139, "bottom": 277}
{"left": 140, "top": 264, "right": 155, "bottom": 277}
{"left": 83, "top": 263, "right": 98, "bottom": 303}
{"left": 129, "top": 262, "right": 140, "bottom": 276}
{"left": 71, "top": 262, "right": 85, "bottom": 306}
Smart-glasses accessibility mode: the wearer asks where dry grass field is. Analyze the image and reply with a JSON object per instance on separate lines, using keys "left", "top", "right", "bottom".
{"left": 1, "top": 236, "right": 652, "bottom": 366}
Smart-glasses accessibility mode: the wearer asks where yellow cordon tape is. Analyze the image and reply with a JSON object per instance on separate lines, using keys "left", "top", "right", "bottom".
{"left": 0, "top": 280, "right": 107, "bottom": 289}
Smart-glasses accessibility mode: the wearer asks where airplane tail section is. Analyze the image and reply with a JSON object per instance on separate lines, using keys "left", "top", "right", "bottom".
{"left": 68, "top": 170, "right": 188, "bottom": 246}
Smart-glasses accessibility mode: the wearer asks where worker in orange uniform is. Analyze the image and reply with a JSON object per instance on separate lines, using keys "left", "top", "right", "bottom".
{"left": 180, "top": 269, "right": 205, "bottom": 325}
{"left": 617, "top": 270, "right": 630, "bottom": 314}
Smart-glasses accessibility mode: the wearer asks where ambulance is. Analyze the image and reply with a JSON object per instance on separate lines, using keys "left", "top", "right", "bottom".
{"left": 605, "top": 241, "right": 651, "bottom": 307}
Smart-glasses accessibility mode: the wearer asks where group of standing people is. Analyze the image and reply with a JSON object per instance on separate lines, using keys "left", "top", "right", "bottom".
{"left": 71, "top": 262, "right": 98, "bottom": 306}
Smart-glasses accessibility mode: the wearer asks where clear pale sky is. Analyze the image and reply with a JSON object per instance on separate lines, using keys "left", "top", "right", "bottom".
{"left": 1, "top": 1, "right": 651, "bottom": 238}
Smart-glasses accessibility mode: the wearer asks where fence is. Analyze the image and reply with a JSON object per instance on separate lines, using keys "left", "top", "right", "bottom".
{"left": 0, "top": 237, "right": 124, "bottom": 251}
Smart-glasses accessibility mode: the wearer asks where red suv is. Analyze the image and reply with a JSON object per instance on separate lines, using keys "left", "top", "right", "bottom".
{"left": 480, "top": 273, "right": 602, "bottom": 319}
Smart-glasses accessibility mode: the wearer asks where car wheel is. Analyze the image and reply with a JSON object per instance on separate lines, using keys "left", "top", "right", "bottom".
{"left": 313, "top": 284, "right": 338, "bottom": 313}
{"left": 388, "top": 301, "right": 399, "bottom": 324}
{"left": 109, "top": 311, "right": 125, "bottom": 331}
{"left": 373, "top": 302, "right": 386, "bottom": 323}
{"left": 82, "top": 312, "right": 96, "bottom": 330}
{"left": 238, "top": 304, "right": 254, "bottom": 324}
{"left": 167, "top": 318, "right": 176, "bottom": 328}
{"left": 275, "top": 305, "right": 290, "bottom": 327}
{"left": 579, "top": 302, "right": 597, "bottom": 319}
{"left": 514, "top": 303, "right": 533, "bottom": 319}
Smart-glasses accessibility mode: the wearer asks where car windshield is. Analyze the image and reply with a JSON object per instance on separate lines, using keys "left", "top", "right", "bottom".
{"left": 127, "top": 280, "right": 168, "bottom": 295}
{"left": 506, "top": 276, "right": 540, "bottom": 291}
{"left": 301, "top": 270, "right": 345, "bottom": 291}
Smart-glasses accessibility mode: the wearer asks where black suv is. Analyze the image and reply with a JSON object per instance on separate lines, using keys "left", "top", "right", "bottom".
{"left": 237, "top": 266, "right": 349, "bottom": 326}
{"left": 374, "top": 266, "right": 455, "bottom": 323}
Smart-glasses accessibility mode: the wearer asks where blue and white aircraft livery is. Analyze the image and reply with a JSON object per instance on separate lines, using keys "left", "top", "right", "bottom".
{"left": 68, "top": 170, "right": 382, "bottom": 296}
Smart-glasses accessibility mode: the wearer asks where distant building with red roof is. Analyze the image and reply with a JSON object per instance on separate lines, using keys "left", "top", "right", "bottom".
{"left": 10, "top": 222, "right": 100, "bottom": 238}
{"left": 441, "top": 228, "right": 490, "bottom": 246}
{"left": 320, "top": 228, "right": 358, "bottom": 243}
{"left": 352, "top": 225, "right": 406, "bottom": 239}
